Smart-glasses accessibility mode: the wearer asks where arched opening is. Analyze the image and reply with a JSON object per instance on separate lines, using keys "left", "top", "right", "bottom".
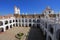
{"left": 5, "top": 21, "right": 8, "bottom": 24}
{"left": 45, "top": 22, "right": 47, "bottom": 28}
{"left": 13, "top": 20, "right": 14, "bottom": 22}
{"left": 44, "top": 31, "right": 47, "bottom": 40}
{"left": 33, "top": 24, "right": 36, "bottom": 28}
{"left": 0, "top": 28, "right": 4, "bottom": 32}
{"left": 37, "top": 19, "right": 40, "bottom": 23}
{"left": 37, "top": 24, "right": 40, "bottom": 28}
{"left": 13, "top": 24, "right": 15, "bottom": 27}
{"left": 25, "top": 19, "right": 27, "bottom": 22}
{"left": 22, "top": 24, "right": 24, "bottom": 27}
{"left": 33, "top": 19, "right": 36, "bottom": 23}
{"left": 22, "top": 19, "right": 24, "bottom": 23}
{"left": 26, "top": 24, "right": 28, "bottom": 27}
{"left": 19, "top": 24, "right": 21, "bottom": 27}
{"left": 29, "top": 19, "right": 31, "bottom": 22}
{"left": 19, "top": 20, "right": 20, "bottom": 22}
{"left": 10, "top": 25, "right": 12, "bottom": 28}
{"left": 6, "top": 26, "right": 9, "bottom": 30}
{"left": 48, "top": 36, "right": 52, "bottom": 40}
{"left": 56, "top": 29, "right": 60, "bottom": 40}
{"left": 29, "top": 24, "right": 31, "bottom": 27}
{"left": 48, "top": 24, "right": 53, "bottom": 34}
{"left": 0, "top": 21, "right": 3, "bottom": 26}
{"left": 16, "top": 19, "right": 18, "bottom": 22}
{"left": 9, "top": 20, "right": 12, "bottom": 23}
{"left": 16, "top": 23, "right": 18, "bottom": 26}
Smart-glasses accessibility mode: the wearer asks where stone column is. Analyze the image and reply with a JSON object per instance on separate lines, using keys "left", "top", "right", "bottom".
{"left": 8, "top": 19, "right": 10, "bottom": 29}
{"left": 32, "top": 18, "right": 33, "bottom": 27}
{"left": 3, "top": 20, "right": 6, "bottom": 32}
{"left": 21, "top": 18, "right": 22, "bottom": 27}
{"left": 18, "top": 18, "right": 19, "bottom": 27}
{"left": 24, "top": 18, "right": 25, "bottom": 27}
{"left": 27, "top": 18, "right": 29, "bottom": 27}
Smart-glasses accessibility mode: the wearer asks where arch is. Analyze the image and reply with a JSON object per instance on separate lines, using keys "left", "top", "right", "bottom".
{"left": 56, "top": 29, "right": 60, "bottom": 40}
{"left": 29, "top": 23, "right": 31, "bottom": 27}
{"left": 13, "top": 24, "right": 15, "bottom": 27}
{"left": 25, "top": 19, "right": 27, "bottom": 22}
{"left": 5, "top": 20, "right": 8, "bottom": 24}
{"left": 37, "top": 19, "right": 40, "bottom": 23}
{"left": 13, "top": 20, "right": 14, "bottom": 22}
{"left": 16, "top": 19, "right": 18, "bottom": 22}
{"left": 22, "top": 24, "right": 24, "bottom": 27}
{"left": 44, "top": 31, "right": 47, "bottom": 40}
{"left": 6, "top": 26, "right": 9, "bottom": 30}
{"left": 19, "top": 20, "right": 20, "bottom": 22}
{"left": 37, "top": 24, "right": 40, "bottom": 28}
{"left": 22, "top": 19, "right": 24, "bottom": 22}
{"left": 19, "top": 23, "right": 21, "bottom": 27}
{"left": 0, "top": 21, "right": 3, "bottom": 26}
{"left": 26, "top": 24, "right": 28, "bottom": 27}
{"left": 16, "top": 23, "right": 18, "bottom": 26}
{"left": 45, "top": 22, "right": 47, "bottom": 28}
{"left": 0, "top": 28, "right": 4, "bottom": 32}
{"left": 48, "top": 24, "right": 53, "bottom": 34}
{"left": 10, "top": 25, "right": 12, "bottom": 28}
{"left": 29, "top": 19, "right": 31, "bottom": 22}
{"left": 9, "top": 20, "right": 12, "bottom": 23}
{"left": 33, "top": 19, "right": 36, "bottom": 23}
{"left": 33, "top": 24, "right": 36, "bottom": 28}
{"left": 48, "top": 36, "right": 52, "bottom": 40}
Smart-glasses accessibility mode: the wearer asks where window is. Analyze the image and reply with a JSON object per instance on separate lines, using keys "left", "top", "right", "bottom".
{"left": 5, "top": 21, "right": 8, "bottom": 24}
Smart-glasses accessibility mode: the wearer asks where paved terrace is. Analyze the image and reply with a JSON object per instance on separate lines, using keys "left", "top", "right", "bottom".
{"left": 0, "top": 27, "right": 45, "bottom": 40}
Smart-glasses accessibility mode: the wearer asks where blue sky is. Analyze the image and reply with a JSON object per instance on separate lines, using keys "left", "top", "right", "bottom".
{"left": 0, "top": 0, "right": 60, "bottom": 16}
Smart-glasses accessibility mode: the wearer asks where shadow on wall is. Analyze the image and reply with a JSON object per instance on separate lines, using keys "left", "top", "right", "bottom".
{"left": 25, "top": 25, "right": 45, "bottom": 40}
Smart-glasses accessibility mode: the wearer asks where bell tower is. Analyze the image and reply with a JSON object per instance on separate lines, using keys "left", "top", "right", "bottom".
{"left": 14, "top": 6, "right": 20, "bottom": 15}
{"left": 14, "top": 6, "right": 20, "bottom": 17}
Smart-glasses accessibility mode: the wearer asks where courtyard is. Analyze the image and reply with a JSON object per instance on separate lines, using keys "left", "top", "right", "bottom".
{"left": 0, "top": 27, "right": 45, "bottom": 40}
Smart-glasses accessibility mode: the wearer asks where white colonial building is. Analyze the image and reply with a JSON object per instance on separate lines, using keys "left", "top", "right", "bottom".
{"left": 0, "top": 6, "right": 60, "bottom": 40}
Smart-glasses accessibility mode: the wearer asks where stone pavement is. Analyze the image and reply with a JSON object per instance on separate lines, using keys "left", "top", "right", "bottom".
{"left": 0, "top": 27, "right": 45, "bottom": 40}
